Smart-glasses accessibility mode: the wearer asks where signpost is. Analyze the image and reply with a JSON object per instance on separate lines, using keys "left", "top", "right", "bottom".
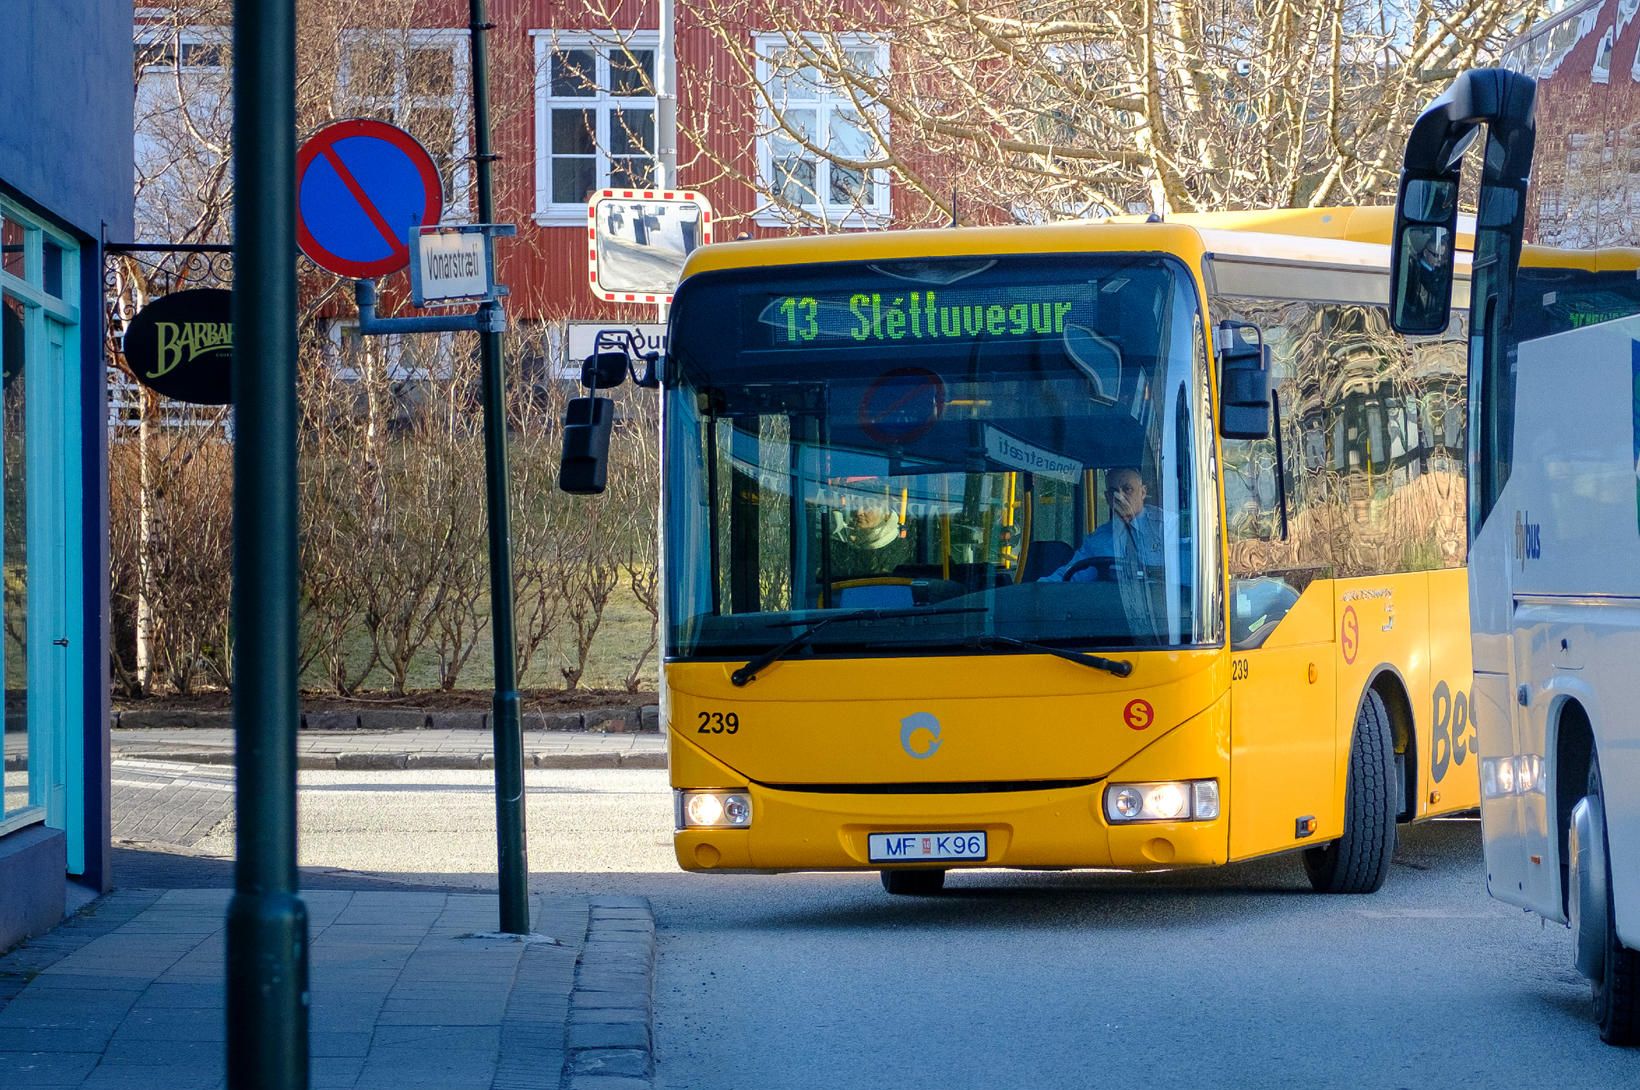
{"left": 295, "top": 15, "right": 530, "bottom": 938}
{"left": 295, "top": 118, "right": 443, "bottom": 279}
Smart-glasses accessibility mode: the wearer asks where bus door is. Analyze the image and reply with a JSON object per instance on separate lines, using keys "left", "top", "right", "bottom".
{"left": 1226, "top": 569, "right": 1339, "bottom": 858}
{"left": 1222, "top": 407, "right": 1339, "bottom": 858}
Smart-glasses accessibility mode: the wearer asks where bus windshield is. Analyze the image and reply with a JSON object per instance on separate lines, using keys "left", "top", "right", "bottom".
{"left": 663, "top": 253, "right": 1221, "bottom": 660}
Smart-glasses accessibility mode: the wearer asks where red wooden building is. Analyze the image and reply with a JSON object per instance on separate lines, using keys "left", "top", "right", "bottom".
{"left": 134, "top": 1, "right": 946, "bottom": 371}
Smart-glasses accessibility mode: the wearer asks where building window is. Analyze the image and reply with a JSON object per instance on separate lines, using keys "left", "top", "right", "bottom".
{"left": 340, "top": 30, "right": 472, "bottom": 216}
{"left": 532, "top": 32, "right": 659, "bottom": 222}
{"left": 133, "top": 24, "right": 231, "bottom": 240}
{"left": 754, "top": 34, "right": 889, "bottom": 225}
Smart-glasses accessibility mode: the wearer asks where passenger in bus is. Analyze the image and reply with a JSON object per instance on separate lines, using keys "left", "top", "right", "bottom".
{"left": 1040, "top": 467, "right": 1166, "bottom": 583}
{"left": 1404, "top": 226, "right": 1451, "bottom": 320}
{"left": 828, "top": 493, "right": 913, "bottom": 577}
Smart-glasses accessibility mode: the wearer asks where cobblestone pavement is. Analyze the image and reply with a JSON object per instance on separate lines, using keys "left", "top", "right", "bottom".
{"left": 111, "top": 761, "right": 236, "bottom": 848}
{"left": 0, "top": 889, "right": 657, "bottom": 1089}
{"left": 2, "top": 729, "right": 664, "bottom": 1088}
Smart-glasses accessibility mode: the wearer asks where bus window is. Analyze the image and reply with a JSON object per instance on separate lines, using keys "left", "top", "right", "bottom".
{"left": 665, "top": 253, "right": 1218, "bottom": 658}
{"left": 1213, "top": 292, "right": 1466, "bottom": 587}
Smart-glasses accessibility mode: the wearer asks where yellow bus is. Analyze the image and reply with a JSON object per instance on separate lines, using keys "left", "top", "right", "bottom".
{"left": 657, "top": 208, "right": 1479, "bottom": 895}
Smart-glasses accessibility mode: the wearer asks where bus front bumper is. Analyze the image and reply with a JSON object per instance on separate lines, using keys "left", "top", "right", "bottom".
{"left": 674, "top": 777, "right": 1228, "bottom": 873}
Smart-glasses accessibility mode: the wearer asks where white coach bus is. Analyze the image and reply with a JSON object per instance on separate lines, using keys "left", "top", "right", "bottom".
{"left": 1387, "top": 1, "right": 1640, "bottom": 1045}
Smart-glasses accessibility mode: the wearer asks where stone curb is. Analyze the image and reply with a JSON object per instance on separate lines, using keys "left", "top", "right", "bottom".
{"left": 106, "top": 705, "right": 660, "bottom": 732}
{"left": 75, "top": 748, "right": 668, "bottom": 773}
{"left": 563, "top": 897, "right": 656, "bottom": 1089}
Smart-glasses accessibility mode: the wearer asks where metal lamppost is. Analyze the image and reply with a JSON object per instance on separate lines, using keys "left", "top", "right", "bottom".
{"left": 227, "top": 0, "right": 309, "bottom": 1085}
{"left": 467, "top": 0, "right": 531, "bottom": 937}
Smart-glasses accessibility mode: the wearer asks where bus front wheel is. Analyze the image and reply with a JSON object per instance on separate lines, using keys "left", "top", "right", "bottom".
{"left": 1303, "top": 688, "right": 1396, "bottom": 894}
{"left": 881, "top": 869, "right": 946, "bottom": 896}
{"left": 1587, "top": 759, "right": 1640, "bottom": 1046}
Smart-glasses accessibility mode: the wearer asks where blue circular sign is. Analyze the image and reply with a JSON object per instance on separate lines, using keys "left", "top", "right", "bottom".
{"left": 296, "top": 118, "right": 444, "bottom": 279}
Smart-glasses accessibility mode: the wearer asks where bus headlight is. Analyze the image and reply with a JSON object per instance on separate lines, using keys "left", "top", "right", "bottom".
{"left": 1481, "top": 755, "right": 1543, "bottom": 798}
{"left": 679, "top": 790, "right": 753, "bottom": 829}
{"left": 1103, "top": 779, "right": 1219, "bottom": 823}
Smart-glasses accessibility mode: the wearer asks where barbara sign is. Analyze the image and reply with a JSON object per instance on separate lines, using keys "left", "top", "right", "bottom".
{"left": 122, "top": 288, "right": 233, "bottom": 404}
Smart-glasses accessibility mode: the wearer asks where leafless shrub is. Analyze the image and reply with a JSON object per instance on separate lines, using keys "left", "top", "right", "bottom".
{"left": 651, "top": 0, "right": 1546, "bottom": 226}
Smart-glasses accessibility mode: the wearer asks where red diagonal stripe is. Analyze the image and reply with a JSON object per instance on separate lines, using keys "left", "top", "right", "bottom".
{"left": 321, "top": 145, "right": 410, "bottom": 260}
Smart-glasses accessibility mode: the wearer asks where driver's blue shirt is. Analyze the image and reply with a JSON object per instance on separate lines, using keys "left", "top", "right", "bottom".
{"left": 1043, "top": 505, "right": 1168, "bottom": 582}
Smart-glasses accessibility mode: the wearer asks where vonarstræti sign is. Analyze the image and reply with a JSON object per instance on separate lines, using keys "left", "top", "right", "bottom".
{"left": 121, "top": 288, "right": 233, "bottom": 404}
{"left": 411, "top": 225, "right": 494, "bottom": 306}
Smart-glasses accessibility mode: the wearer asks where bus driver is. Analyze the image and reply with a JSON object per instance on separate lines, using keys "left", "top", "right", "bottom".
{"left": 1042, "top": 467, "right": 1167, "bottom": 583}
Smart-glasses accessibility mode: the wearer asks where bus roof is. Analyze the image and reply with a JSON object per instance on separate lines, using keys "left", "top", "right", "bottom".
{"left": 682, "top": 208, "right": 1469, "bottom": 283}
{"left": 682, "top": 208, "right": 1444, "bottom": 281}
{"left": 1522, "top": 245, "right": 1640, "bottom": 273}
{"left": 1113, "top": 206, "right": 1398, "bottom": 244}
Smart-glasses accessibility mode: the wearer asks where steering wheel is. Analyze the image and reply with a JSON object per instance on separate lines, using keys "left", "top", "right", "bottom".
{"left": 1058, "top": 556, "right": 1117, "bottom": 583}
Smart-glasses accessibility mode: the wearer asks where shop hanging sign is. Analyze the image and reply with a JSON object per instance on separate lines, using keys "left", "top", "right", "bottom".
{"left": 121, "top": 287, "right": 233, "bottom": 405}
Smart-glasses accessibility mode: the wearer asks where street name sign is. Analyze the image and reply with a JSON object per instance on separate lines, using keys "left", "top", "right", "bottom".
{"left": 411, "top": 225, "right": 492, "bottom": 306}
{"left": 563, "top": 321, "right": 666, "bottom": 377}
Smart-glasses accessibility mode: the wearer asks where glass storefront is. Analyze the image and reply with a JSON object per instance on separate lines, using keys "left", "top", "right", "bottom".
{"left": 0, "top": 198, "right": 84, "bottom": 873}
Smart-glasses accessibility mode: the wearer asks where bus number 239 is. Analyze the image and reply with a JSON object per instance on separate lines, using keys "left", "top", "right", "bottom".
{"left": 698, "top": 711, "right": 741, "bottom": 735}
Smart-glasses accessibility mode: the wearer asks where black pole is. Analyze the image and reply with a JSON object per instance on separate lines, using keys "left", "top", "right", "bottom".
{"left": 469, "top": 0, "right": 531, "bottom": 934}
{"left": 227, "top": 0, "right": 309, "bottom": 1086}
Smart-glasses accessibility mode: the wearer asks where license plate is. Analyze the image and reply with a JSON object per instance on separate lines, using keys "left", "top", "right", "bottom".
{"left": 868, "top": 830, "right": 987, "bottom": 864}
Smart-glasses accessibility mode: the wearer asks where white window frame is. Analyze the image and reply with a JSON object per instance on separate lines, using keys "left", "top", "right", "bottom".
{"left": 531, "top": 30, "right": 661, "bottom": 225}
{"left": 133, "top": 19, "right": 229, "bottom": 73}
{"left": 338, "top": 28, "right": 473, "bottom": 221}
{"left": 753, "top": 33, "right": 890, "bottom": 228}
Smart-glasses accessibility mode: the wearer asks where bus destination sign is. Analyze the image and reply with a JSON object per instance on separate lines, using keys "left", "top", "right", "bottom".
{"left": 761, "top": 285, "right": 1092, "bottom": 349}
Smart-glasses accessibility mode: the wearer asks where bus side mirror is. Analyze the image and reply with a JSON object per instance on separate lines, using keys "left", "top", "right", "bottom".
{"left": 581, "top": 351, "right": 630, "bottom": 388}
{"left": 1390, "top": 174, "right": 1459, "bottom": 335}
{"left": 558, "top": 395, "right": 614, "bottom": 495}
{"left": 1217, "top": 321, "right": 1271, "bottom": 440}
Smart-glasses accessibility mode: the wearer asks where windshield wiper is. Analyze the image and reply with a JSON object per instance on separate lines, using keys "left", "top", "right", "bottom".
{"left": 967, "top": 634, "right": 1133, "bottom": 677}
{"left": 730, "top": 606, "right": 982, "bottom": 687}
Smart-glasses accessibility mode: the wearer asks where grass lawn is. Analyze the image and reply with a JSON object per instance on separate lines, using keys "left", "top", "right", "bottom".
{"left": 297, "top": 580, "right": 658, "bottom": 697}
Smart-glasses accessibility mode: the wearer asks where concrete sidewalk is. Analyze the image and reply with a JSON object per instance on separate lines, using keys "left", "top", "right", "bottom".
{"left": 0, "top": 888, "right": 657, "bottom": 1089}
{"left": 2, "top": 719, "right": 668, "bottom": 1086}
{"left": 4, "top": 727, "right": 666, "bottom": 773}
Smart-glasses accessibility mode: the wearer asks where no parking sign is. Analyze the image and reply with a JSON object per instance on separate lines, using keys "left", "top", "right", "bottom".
{"left": 858, "top": 367, "right": 946, "bottom": 445}
{"left": 296, "top": 118, "right": 444, "bottom": 279}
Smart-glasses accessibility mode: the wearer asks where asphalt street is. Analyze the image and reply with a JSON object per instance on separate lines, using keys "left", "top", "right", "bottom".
{"left": 111, "top": 761, "right": 1640, "bottom": 1089}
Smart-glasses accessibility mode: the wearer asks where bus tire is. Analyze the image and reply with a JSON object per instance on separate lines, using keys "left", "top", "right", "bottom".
{"left": 1588, "top": 759, "right": 1640, "bottom": 1046}
{"left": 881, "top": 869, "right": 945, "bottom": 896}
{"left": 1303, "top": 688, "right": 1396, "bottom": 894}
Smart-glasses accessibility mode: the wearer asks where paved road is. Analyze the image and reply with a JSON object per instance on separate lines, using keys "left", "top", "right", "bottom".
{"left": 113, "top": 763, "right": 1640, "bottom": 1088}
